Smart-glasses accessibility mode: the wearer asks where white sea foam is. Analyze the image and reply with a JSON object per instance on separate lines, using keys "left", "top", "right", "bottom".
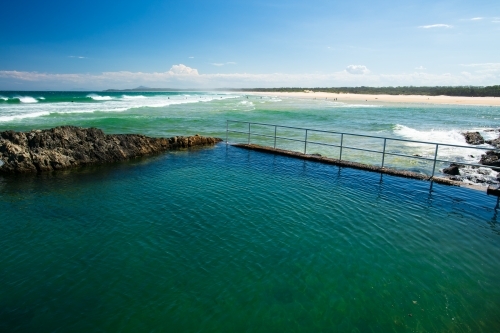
{"left": 0, "top": 111, "right": 50, "bottom": 122}
{"left": 0, "top": 93, "right": 240, "bottom": 122}
{"left": 393, "top": 124, "right": 496, "bottom": 165}
{"left": 327, "top": 102, "right": 380, "bottom": 108}
{"left": 38, "top": 97, "right": 46, "bottom": 100}
{"left": 393, "top": 124, "right": 466, "bottom": 145}
{"left": 123, "top": 94, "right": 147, "bottom": 99}
{"left": 454, "top": 166, "right": 499, "bottom": 186}
{"left": 14, "top": 96, "right": 38, "bottom": 103}
{"left": 87, "top": 94, "right": 113, "bottom": 101}
{"left": 0, "top": 96, "right": 8, "bottom": 101}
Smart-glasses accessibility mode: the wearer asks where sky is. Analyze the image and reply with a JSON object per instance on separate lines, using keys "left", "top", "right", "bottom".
{"left": 0, "top": 0, "right": 499, "bottom": 90}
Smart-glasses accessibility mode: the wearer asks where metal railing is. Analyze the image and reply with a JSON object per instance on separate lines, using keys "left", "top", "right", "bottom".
{"left": 226, "top": 120, "right": 500, "bottom": 177}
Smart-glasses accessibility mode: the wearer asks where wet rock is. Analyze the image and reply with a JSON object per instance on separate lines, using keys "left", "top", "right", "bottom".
{"left": 477, "top": 167, "right": 492, "bottom": 175}
{"left": 466, "top": 174, "right": 487, "bottom": 183}
{"left": 480, "top": 151, "right": 500, "bottom": 167}
{"left": 462, "top": 132, "right": 484, "bottom": 145}
{"left": 0, "top": 126, "right": 222, "bottom": 173}
{"left": 443, "top": 164, "right": 460, "bottom": 176}
{"left": 485, "top": 136, "right": 500, "bottom": 149}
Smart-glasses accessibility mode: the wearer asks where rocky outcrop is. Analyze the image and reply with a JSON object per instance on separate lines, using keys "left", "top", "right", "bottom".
{"left": 480, "top": 150, "right": 500, "bottom": 167}
{"left": 0, "top": 126, "right": 221, "bottom": 173}
{"left": 462, "top": 131, "right": 484, "bottom": 145}
{"left": 443, "top": 164, "right": 460, "bottom": 175}
{"left": 485, "top": 136, "right": 500, "bottom": 149}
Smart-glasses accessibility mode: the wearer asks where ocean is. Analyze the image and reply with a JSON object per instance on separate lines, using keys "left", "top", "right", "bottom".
{"left": 1, "top": 91, "right": 500, "bottom": 332}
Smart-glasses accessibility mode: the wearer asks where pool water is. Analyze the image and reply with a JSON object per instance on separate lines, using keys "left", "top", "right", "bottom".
{"left": 1, "top": 144, "right": 499, "bottom": 332}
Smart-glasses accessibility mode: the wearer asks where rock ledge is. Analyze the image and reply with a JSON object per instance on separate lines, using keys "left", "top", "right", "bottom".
{"left": 0, "top": 126, "right": 221, "bottom": 173}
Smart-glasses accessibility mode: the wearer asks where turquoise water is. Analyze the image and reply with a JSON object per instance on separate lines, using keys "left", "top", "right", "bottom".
{"left": 1, "top": 145, "right": 499, "bottom": 332}
{"left": 1, "top": 91, "right": 500, "bottom": 332}
{"left": 1, "top": 91, "right": 499, "bottom": 179}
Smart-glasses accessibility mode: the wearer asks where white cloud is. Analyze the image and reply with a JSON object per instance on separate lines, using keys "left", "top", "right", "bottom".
{"left": 168, "top": 64, "right": 199, "bottom": 75}
{"left": 418, "top": 24, "right": 453, "bottom": 29}
{"left": 493, "top": 20, "right": 500, "bottom": 23}
{"left": 345, "top": 65, "right": 370, "bottom": 75}
{"left": 1, "top": 64, "right": 500, "bottom": 89}
{"left": 69, "top": 56, "right": 86, "bottom": 59}
{"left": 415, "top": 66, "right": 426, "bottom": 70}
{"left": 470, "top": 17, "right": 483, "bottom": 21}
{"left": 188, "top": 56, "right": 194, "bottom": 59}
{"left": 226, "top": 62, "right": 237, "bottom": 65}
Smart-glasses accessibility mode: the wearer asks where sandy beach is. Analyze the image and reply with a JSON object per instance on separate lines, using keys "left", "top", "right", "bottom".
{"left": 245, "top": 91, "right": 500, "bottom": 106}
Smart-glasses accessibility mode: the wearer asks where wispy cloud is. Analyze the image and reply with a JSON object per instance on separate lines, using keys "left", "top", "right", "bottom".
{"left": 188, "top": 56, "right": 194, "bottom": 59}
{"left": 69, "top": 56, "right": 86, "bottom": 59}
{"left": 418, "top": 24, "right": 452, "bottom": 29}
{"left": 211, "top": 62, "right": 237, "bottom": 66}
{"left": 415, "top": 66, "right": 426, "bottom": 70}
{"left": 469, "top": 17, "right": 483, "bottom": 21}
{"left": 460, "top": 63, "right": 500, "bottom": 74}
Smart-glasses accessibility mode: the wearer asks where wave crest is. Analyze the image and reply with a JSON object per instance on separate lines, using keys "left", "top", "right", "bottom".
{"left": 122, "top": 95, "right": 147, "bottom": 100}
{"left": 14, "top": 96, "right": 38, "bottom": 104}
{"left": 392, "top": 124, "right": 466, "bottom": 145}
{"left": 87, "top": 94, "right": 113, "bottom": 101}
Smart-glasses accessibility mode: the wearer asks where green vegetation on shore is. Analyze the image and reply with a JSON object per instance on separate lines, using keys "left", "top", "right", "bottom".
{"left": 238, "top": 85, "right": 500, "bottom": 97}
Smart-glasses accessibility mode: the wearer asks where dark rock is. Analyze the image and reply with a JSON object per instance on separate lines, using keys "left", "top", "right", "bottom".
{"left": 443, "top": 164, "right": 460, "bottom": 176}
{"left": 480, "top": 151, "right": 500, "bottom": 167}
{"left": 462, "top": 132, "right": 484, "bottom": 145}
{"left": 466, "top": 174, "right": 486, "bottom": 183}
{"left": 487, "top": 185, "right": 500, "bottom": 196}
{"left": 485, "top": 136, "right": 500, "bottom": 149}
{"left": 0, "top": 126, "right": 222, "bottom": 173}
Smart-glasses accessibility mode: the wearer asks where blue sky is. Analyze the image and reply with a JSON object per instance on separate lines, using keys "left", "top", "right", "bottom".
{"left": 1, "top": 0, "right": 499, "bottom": 90}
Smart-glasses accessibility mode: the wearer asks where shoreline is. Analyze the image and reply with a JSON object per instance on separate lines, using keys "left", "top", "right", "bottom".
{"left": 243, "top": 91, "right": 500, "bottom": 106}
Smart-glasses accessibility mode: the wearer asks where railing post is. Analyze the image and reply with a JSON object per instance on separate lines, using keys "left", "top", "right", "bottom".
{"left": 248, "top": 123, "right": 251, "bottom": 144}
{"left": 226, "top": 120, "right": 228, "bottom": 144}
{"left": 339, "top": 133, "right": 344, "bottom": 160}
{"left": 274, "top": 125, "right": 277, "bottom": 149}
{"left": 304, "top": 129, "right": 308, "bottom": 154}
{"left": 431, "top": 144, "right": 439, "bottom": 177}
{"left": 381, "top": 138, "right": 387, "bottom": 167}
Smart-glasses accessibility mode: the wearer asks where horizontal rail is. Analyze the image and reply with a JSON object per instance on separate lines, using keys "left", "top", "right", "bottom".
{"left": 226, "top": 120, "right": 500, "bottom": 175}
{"left": 227, "top": 120, "right": 499, "bottom": 151}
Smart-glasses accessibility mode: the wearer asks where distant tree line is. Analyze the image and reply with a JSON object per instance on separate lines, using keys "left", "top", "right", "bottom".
{"left": 238, "top": 85, "right": 500, "bottom": 97}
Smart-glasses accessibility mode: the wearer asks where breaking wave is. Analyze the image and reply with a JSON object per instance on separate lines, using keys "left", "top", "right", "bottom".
{"left": 87, "top": 94, "right": 113, "bottom": 101}
{"left": 14, "top": 96, "right": 39, "bottom": 104}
